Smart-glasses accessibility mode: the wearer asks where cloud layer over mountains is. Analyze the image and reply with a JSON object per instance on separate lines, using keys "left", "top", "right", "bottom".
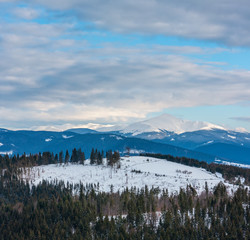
{"left": 0, "top": 0, "right": 250, "bottom": 130}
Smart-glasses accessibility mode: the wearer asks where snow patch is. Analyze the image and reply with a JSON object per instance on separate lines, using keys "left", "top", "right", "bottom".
{"left": 228, "top": 135, "right": 236, "bottom": 139}
{"left": 110, "top": 135, "right": 123, "bottom": 140}
{"left": 235, "top": 127, "right": 248, "bottom": 133}
{"left": 201, "top": 140, "right": 214, "bottom": 146}
{"left": 62, "top": 135, "right": 74, "bottom": 139}
{"left": 127, "top": 149, "right": 145, "bottom": 154}
{"left": 0, "top": 151, "right": 13, "bottom": 155}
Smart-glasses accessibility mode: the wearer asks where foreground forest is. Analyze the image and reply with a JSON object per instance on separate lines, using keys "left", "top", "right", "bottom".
{"left": 0, "top": 150, "right": 249, "bottom": 239}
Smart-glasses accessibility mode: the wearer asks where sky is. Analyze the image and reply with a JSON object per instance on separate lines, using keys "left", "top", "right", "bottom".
{"left": 0, "top": 0, "right": 250, "bottom": 131}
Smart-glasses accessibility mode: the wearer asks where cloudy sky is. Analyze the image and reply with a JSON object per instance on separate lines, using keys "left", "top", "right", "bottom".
{"left": 1, "top": 0, "right": 250, "bottom": 131}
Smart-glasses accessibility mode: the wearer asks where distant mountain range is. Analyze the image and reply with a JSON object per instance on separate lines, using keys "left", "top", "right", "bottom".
{"left": 0, "top": 128, "right": 215, "bottom": 162}
{"left": 95, "top": 114, "right": 250, "bottom": 165}
{"left": 0, "top": 114, "right": 250, "bottom": 165}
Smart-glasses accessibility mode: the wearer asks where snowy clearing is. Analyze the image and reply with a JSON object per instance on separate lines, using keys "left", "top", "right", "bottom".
{"left": 26, "top": 156, "right": 241, "bottom": 194}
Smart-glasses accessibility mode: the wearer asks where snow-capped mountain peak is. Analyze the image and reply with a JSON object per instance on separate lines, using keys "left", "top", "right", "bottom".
{"left": 121, "top": 114, "right": 225, "bottom": 135}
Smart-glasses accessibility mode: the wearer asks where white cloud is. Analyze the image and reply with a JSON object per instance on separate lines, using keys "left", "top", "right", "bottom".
{"left": 2, "top": 1, "right": 250, "bottom": 46}
{"left": 13, "top": 7, "right": 40, "bottom": 20}
{"left": 29, "top": 123, "right": 115, "bottom": 132}
{"left": 26, "top": 0, "right": 250, "bottom": 47}
{"left": 1, "top": 39, "right": 250, "bottom": 128}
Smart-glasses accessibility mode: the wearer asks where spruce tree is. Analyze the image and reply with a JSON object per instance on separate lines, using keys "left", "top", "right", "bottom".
{"left": 65, "top": 150, "right": 70, "bottom": 164}
{"left": 90, "top": 148, "right": 95, "bottom": 165}
{"left": 59, "top": 151, "right": 63, "bottom": 165}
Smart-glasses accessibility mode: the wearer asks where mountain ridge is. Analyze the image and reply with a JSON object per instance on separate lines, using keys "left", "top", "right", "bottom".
{"left": 120, "top": 114, "right": 226, "bottom": 135}
{"left": 0, "top": 130, "right": 216, "bottom": 163}
{"left": 95, "top": 113, "right": 226, "bottom": 135}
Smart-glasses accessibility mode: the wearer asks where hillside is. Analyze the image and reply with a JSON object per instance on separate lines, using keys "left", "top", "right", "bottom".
{"left": 195, "top": 142, "right": 250, "bottom": 165}
{"left": 26, "top": 156, "right": 239, "bottom": 194}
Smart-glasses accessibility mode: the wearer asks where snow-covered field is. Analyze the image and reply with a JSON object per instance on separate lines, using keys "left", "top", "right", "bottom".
{"left": 0, "top": 150, "right": 13, "bottom": 155}
{"left": 215, "top": 159, "right": 250, "bottom": 169}
{"left": 26, "top": 156, "right": 241, "bottom": 194}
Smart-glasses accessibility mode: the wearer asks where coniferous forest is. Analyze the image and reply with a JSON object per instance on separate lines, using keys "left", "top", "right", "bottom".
{"left": 0, "top": 150, "right": 249, "bottom": 239}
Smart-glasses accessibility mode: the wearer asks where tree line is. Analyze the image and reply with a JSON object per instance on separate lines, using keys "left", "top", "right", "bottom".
{"left": 0, "top": 148, "right": 121, "bottom": 171}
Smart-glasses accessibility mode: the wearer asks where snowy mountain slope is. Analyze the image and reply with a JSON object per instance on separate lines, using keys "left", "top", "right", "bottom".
{"left": 195, "top": 142, "right": 250, "bottom": 165}
{"left": 120, "top": 114, "right": 225, "bottom": 135}
{"left": 150, "top": 129, "right": 250, "bottom": 164}
{"left": 26, "top": 156, "right": 240, "bottom": 194}
{"left": 0, "top": 130, "right": 78, "bottom": 154}
{"left": 155, "top": 129, "right": 250, "bottom": 149}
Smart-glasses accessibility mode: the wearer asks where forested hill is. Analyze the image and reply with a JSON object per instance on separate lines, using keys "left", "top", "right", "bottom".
{"left": 1, "top": 149, "right": 249, "bottom": 187}
{"left": 0, "top": 149, "right": 249, "bottom": 239}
